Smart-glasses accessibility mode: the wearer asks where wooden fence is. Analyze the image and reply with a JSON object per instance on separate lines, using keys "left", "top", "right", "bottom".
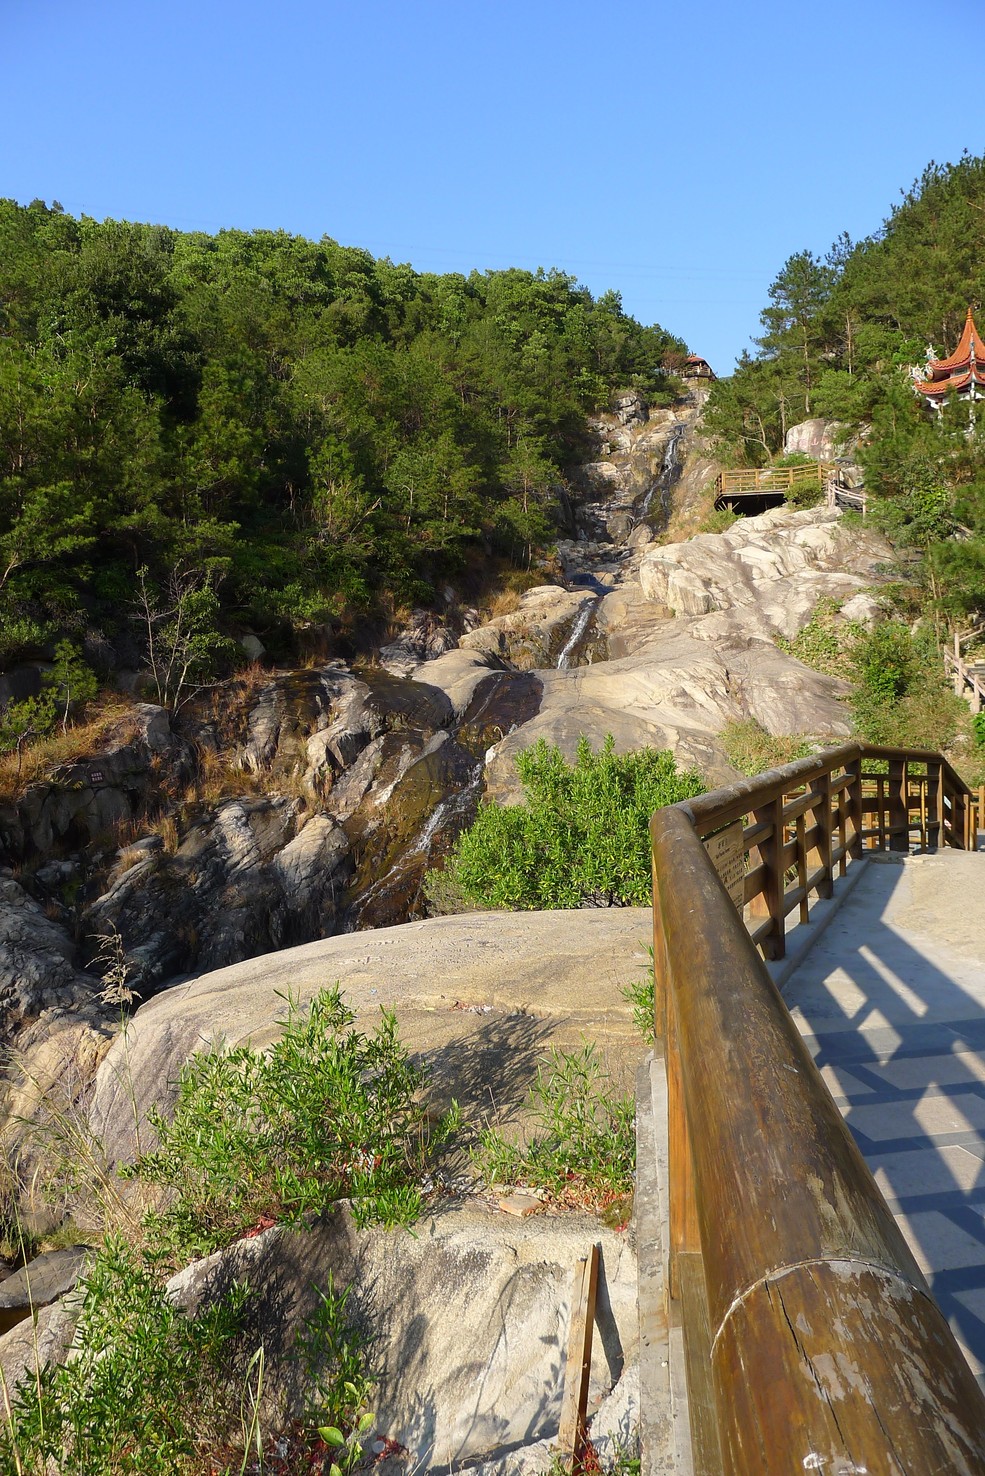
{"left": 945, "top": 646, "right": 985, "bottom": 714}
{"left": 714, "top": 463, "right": 832, "bottom": 509}
{"left": 649, "top": 742, "right": 985, "bottom": 1475}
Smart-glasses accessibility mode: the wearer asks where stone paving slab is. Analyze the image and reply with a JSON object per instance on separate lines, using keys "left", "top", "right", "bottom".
{"left": 783, "top": 852, "right": 985, "bottom": 1384}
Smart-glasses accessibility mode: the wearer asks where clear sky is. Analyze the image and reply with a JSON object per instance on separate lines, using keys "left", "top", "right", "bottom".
{"left": 4, "top": 0, "right": 983, "bottom": 372}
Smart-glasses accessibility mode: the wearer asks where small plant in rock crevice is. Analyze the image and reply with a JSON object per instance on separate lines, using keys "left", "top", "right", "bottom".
{"left": 622, "top": 950, "right": 656, "bottom": 1044}
{"left": 475, "top": 1043, "right": 635, "bottom": 1209}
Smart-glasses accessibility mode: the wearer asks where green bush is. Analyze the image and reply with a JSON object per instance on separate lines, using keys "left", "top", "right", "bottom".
{"left": 3, "top": 990, "right": 449, "bottom": 1474}
{"left": 431, "top": 736, "right": 704, "bottom": 911}
{"left": 0, "top": 1237, "right": 249, "bottom": 1476}
{"left": 475, "top": 1043, "right": 635, "bottom": 1205}
{"left": 128, "top": 988, "right": 458, "bottom": 1265}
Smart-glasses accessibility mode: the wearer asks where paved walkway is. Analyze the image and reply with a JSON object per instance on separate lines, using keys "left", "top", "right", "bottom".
{"left": 783, "top": 850, "right": 985, "bottom": 1383}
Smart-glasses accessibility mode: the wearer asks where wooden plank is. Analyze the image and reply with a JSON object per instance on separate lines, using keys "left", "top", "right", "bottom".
{"left": 678, "top": 1252, "right": 725, "bottom": 1476}
{"left": 557, "top": 1245, "right": 600, "bottom": 1473}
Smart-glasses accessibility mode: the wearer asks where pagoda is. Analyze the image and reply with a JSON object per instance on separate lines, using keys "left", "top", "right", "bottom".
{"left": 912, "top": 306, "right": 985, "bottom": 421}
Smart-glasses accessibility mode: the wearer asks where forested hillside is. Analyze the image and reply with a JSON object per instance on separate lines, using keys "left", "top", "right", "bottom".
{"left": 703, "top": 151, "right": 985, "bottom": 628}
{"left": 0, "top": 199, "right": 685, "bottom": 667}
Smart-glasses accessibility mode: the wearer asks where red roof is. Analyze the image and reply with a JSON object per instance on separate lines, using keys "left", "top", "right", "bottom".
{"left": 914, "top": 365, "right": 985, "bottom": 399}
{"left": 921, "top": 307, "right": 985, "bottom": 379}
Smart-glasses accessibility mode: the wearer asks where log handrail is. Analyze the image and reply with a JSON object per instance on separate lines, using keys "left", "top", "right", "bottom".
{"left": 650, "top": 742, "right": 985, "bottom": 1474}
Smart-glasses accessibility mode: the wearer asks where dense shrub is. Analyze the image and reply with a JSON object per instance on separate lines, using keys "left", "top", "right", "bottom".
{"left": 432, "top": 735, "right": 704, "bottom": 910}
{"left": 128, "top": 988, "right": 458, "bottom": 1264}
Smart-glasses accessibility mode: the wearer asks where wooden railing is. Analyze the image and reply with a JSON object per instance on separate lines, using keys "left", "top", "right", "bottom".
{"left": 649, "top": 742, "right": 985, "bottom": 1475}
{"left": 945, "top": 647, "right": 985, "bottom": 714}
{"left": 714, "top": 463, "right": 832, "bottom": 508}
{"left": 823, "top": 469, "right": 867, "bottom": 515}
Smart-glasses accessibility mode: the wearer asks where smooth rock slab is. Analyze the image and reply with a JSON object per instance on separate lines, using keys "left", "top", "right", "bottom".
{"left": 165, "top": 1203, "right": 637, "bottom": 1472}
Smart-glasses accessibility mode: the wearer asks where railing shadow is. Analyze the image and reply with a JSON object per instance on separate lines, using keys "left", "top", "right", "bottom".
{"left": 782, "top": 857, "right": 985, "bottom": 1378}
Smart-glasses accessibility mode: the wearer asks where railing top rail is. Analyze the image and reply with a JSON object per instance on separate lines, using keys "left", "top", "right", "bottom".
{"left": 676, "top": 742, "right": 976, "bottom": 839}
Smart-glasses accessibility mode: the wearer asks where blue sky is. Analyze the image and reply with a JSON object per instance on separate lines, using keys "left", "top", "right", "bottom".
{"left": 4, "top": 0, "right": 983, "bottom": 372}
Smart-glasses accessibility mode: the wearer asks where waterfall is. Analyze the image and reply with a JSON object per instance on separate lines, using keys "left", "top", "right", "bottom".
{"left": 638, "top": 422, "right": 686, "bottom": 525}
{"left": 556, "top": 601, "right": 598, "bottom": 670}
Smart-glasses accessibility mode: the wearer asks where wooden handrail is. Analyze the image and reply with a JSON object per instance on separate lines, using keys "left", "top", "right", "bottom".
{"left": 650, "top": 742, "right": 985, "bottom": 1474}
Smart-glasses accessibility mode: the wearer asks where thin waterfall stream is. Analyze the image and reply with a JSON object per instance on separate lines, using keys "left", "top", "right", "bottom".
{"left": 637, "top": 422, "right": 686, "bottom": 527}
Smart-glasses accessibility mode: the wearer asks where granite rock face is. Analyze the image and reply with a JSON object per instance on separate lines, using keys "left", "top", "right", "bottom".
{"left": 163, "top": 1204, "right": 638, "bottom": 1470}
{"left": 783, "top": 417, "right": 850, "bottom": 461}
{"left": 0, "top": 877, "right": 99, "bottom": 1035}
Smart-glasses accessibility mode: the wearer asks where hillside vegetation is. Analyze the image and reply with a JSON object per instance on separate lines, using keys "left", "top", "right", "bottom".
{"left": 0, "top": 199, "right": 684, "bottom": 671}
{"left": 703, "top": 152, "right": 985, "bottom": 635}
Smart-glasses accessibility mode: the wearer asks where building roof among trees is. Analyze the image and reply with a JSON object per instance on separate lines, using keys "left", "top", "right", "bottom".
{"left": 914, "top": 306, "right": 985, "bottom": 399}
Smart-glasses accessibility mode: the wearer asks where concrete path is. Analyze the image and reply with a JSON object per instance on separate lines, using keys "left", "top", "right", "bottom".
{"left": 783, "top": 851, "right": 985, "bottom": 1382}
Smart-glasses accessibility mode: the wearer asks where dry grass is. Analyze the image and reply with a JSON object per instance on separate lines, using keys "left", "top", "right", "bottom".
{"left": 486, "top": 588, "right": 522, "bottom": 619}
{"left": 0, "top": 697, "right": 142, "bottom": 805}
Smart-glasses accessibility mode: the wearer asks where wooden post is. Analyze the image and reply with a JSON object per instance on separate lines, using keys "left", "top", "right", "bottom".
{"left": 888, "top": 758, "right": 909, "bottom": 851}
{"left": 749, "top": 797, "right": 785, "bottom": 959}
{"left": 557, "top": 1245, "right": 600, "bottom": 1473}
{"left": 846, "top": 755, "right": 863, "bottom": 861}
{"left": 667, "top": 989, "right": 700, "bottom": 1299}
{"left": 808, "top": 773, "right": 834, "bottom": 897}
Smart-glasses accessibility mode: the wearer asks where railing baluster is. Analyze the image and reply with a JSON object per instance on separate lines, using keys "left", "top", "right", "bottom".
{"left": 808, "top": 772, "right": 834, "bottom": 898}
{"left": 749, "top": 795, "right": 785, "bottom": 959}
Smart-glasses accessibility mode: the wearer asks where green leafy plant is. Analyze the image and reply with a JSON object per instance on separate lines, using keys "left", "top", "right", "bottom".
{"left": 0, "top": 1236, "right": 250, "bottom": 1476}
{"left": 430, "top": 736, "right": 704, "bottom": 911}
{"left": 475, "top": 1043, "right": 635, "bottom": 1206}
{"left": 126, "top": 987, "right": 458, "bottom": 1265}
{"left": 622, "top": 951, "right": 656, "bottom": 1043}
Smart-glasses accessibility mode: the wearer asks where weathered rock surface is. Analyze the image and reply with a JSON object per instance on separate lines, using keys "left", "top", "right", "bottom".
{"left": 88, "top": 907, "right": 649, "bottom": 1167}
{"left": 637, "top": 506, "right": 882, "bottom": 635}
{"left": 165, "top": 1204, "right": 637, "bottom": 1470}
{"left": 0, "top": 877, "right": 99, "bottom": 1033}
{"left": 81, "top": 798, "right": 354, "bottom": 997}
{"left": 783, "top": 417, "right": 850, "bottom": 461}
{"left": 0, "top": 705, "right": 190, "bottom": 861}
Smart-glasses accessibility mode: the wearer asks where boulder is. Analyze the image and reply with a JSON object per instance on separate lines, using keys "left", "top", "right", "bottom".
{"left": 783, "top": 418, "right": 850, "bottom": 461}
{"left": 0, "top": 877, "right": 99, "bottom": 1037}
{"left": 0, "top": 1295, "right": 80, "bottom": 1396}
{"left": 164, "top": 1204, "right": 638, "bottom": 1469}
{"left": 0, "top": 1246, "right": 90, "bottom": 1313}
{"left": 378, "top": 609, "right": 458, "bottom": 677}
{"left": 87, "top": 907, "right": 649, "bottom": 1167}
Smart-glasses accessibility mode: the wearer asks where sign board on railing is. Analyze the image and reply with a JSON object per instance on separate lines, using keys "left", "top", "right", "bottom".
{"left": 705, "top": 823, "right": 746, "bottom": 911}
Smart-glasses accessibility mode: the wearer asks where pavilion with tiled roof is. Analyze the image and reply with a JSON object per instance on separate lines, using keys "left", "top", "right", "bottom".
{"left": 912, "top": 306, "right": 985, "bottom": 414}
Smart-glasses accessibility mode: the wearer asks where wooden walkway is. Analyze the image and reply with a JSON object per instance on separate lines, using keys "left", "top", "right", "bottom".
{"left": 784, "top": 851, "right": 985, "bottom": 1384}
{"left": 645, "top": 744, "right": 985, "bottom": 1475}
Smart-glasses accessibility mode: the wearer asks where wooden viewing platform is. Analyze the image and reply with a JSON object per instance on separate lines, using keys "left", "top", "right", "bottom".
{"left": 643, "top": 744, "right": 985, "bottom": 1474}
{"left": 714, "top": 463, "right": 867, "bottom": 515}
